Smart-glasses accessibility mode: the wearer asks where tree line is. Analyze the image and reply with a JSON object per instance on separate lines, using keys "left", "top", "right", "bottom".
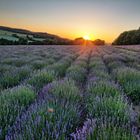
{"left": 112, "top": 27, "right": 140, "bottom": 45}
{"left": 0, "top": 36, "right": 105, "bottom": 45}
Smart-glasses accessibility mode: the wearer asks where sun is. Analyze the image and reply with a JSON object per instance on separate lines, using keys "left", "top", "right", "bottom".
{"left": 83, "top": 35, "right": 90, "bottom": 40}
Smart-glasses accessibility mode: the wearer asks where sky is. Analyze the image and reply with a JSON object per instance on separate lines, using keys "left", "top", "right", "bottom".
{"left": 0, "top": 0, "right": 140, "bottom": 43}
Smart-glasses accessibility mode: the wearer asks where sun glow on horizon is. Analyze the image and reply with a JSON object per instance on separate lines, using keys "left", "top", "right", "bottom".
{"left": 83, "top": 35, "right": 91, "bottom": 40}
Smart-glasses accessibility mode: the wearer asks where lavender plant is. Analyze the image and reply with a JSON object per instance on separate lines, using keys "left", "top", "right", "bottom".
{"left": 87, "top": 124, "right": 136, "bottom": 140}
{"left": 114, "top": 67, "right": 140, "bottom": 104}
{"left": 27, "top": 70, "right": 56, "bottom": 91}
{"left": 47, "top": 78, "right": 81, "bottom": 102}
{"left": 0, "top": 85, "right": 36, "bottom": 139}
{"left": 0, "top": 67, "right": 31, "bottom": 90}
{"left": 66, "top": 65, "right": 87, "bottom": 83}
{"left": 6, "top": 79, "right": 81, "bottom": 140}
{"left": 87, "top": 80, "right": 120, "bottom": 98}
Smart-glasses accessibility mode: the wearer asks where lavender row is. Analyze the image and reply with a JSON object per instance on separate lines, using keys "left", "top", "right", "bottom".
{"left": 100, "top": 46, "right": 140, "bottom": 105}
{"left": 0, "top": 85, "right": 36, "bottom": 139}
{"left": 86, "top": 48, "right": 136, "bottom": 139}
{"left": 0, "top": 45, "right": 81, "bottom": 91}
{"left": 114, "top": 45, "right": 140, "bottom": 53}
{"left": 0, "top": 49, "right": 62, "bottom": 91}
{"left": 0, "top": 46, "right": 83, "bottom": 139}
{"left": 24, "top": 54, "right": 77, "bottom": 92}
{"left": 5, "top": 48, "right": 90, "bottom": 139}
{"left": 101, "top": 46, "right": 140, "bottom": 70}
{"left": 66, "top": 49, "right": 92, "bottom": 84}
{"left": 66, "top": 48, "right": 93, "bottom": 139}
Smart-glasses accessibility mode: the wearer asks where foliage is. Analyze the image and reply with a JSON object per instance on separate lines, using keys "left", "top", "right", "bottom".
{"left": 0, "top": 26, "right": 72, "bottom": 45}
{"left": 92, "top": 39, "right": 105, "bottom": 45}
{"left": 0, "top": 86, "right": 36, "bottom": 139}
{"left": 113, "top": 27, "right": 140, "bottom": 45}
{"left": 27, "top": 70, "right": 56, "bottom": 91}
{"left": 0, "top": 45, "right": 139, "bottom": 139}
{"left": 87, "top": 125, "right": 136, "bottom": 140}
{"left": 48, "top": 79, "right": 81, "bottom": 102}
{"left": 115, "top": 67, "right": 140, "bottom": 104}
{"left": 0, "top": 67, "right": 31, "bottom": 90}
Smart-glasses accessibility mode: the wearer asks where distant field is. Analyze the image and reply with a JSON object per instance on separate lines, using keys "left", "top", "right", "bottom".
{"left": 0, "top": 29, "right": 45, "bottom": 42}
{"left": 0, "top": 30, "right": 19, "bottom": 41}
{"left": 0, "top": 45, "right": 140, "bottom": 139}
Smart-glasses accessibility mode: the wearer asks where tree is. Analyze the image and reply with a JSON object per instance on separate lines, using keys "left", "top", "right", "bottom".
{"left": 0, "top": 38, "right": 14, "bottom": 45}
{"left": 73, "top": 37, "right": 85, "bottom": 45}
{"left": 112, "top": 27, "right": 140, "bottom": 45}
{"left": 92, "top": 39, "right": 105, "bottom": 45}
{"left": 18, "top": 38, "right": 28, "bottom": 45}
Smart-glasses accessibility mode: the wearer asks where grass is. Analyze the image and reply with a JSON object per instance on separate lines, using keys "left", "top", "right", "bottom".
{"left": 0, "top": 29, "right": 45, "bottom": 42}
{"left": 0, "top": 34, "right": 18, "bottom": 41}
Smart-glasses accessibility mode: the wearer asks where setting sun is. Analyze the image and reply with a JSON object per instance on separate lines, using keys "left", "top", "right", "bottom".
{"left": 83, "top": 35, "right": 90, "bottom": 40}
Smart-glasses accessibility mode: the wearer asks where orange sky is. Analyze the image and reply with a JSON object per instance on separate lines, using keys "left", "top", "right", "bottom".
{"left": 0, "top": 0, "right": 140, "bottom": 43}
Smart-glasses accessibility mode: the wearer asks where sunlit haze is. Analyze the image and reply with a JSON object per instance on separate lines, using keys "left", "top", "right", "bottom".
{"left": 0, "top": 0, "right": 140, "bottom": 43}
{"left": 83, "top": 35, "right": 90, "bottom": 40}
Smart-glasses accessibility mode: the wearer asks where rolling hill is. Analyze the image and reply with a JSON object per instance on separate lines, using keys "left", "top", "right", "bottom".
{"left": 0, "top": 26, "right": 72, "bottom": 45}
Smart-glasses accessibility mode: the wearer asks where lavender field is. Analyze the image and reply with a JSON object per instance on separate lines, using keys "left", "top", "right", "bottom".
{"left": 0, "top": 45, "right": 140, "bottom": 140}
